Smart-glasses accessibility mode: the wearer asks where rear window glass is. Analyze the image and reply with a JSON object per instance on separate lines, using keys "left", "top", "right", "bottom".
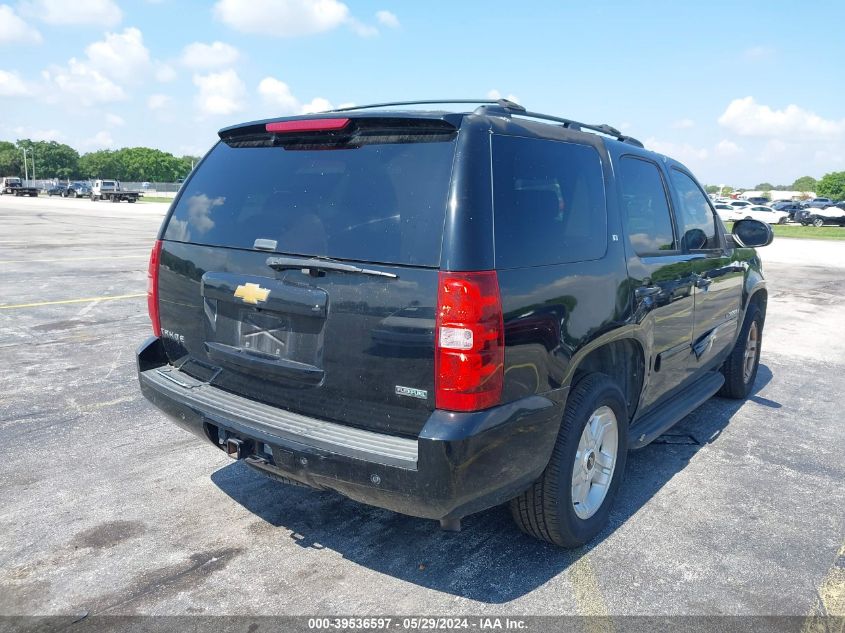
{"left": 492, "top": 135, "right": 607, "bottom": 268}
{"left": 164, "top": 135, "right": 457, "bottom": 267}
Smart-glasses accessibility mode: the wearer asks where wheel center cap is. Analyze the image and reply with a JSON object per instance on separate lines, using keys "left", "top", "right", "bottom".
{"left": 584, "top": 450, "right": 596, "bottom": 472}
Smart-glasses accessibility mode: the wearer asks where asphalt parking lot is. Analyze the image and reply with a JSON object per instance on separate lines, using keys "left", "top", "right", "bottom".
{"left": 1, "top": 195, "right": 843, "bottom": 620}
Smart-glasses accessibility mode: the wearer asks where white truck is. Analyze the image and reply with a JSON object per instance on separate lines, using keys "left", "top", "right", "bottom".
{"left": 1, "top": 177, "right": 39, "bottom": 197}
{"left": 90, "top": 179, "right": 142, "bottom": 203}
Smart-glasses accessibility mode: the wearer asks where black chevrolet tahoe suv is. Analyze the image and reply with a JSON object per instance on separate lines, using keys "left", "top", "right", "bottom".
{"left": 137, "top": 99, "right": 773, "bottom": 547}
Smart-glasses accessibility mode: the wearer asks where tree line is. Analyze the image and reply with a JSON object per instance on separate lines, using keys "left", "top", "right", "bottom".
{"left": 705, "top": 174, "right": 845, "bottom": 200}
{"left": 0, "top": 139, "right": 201, "bottom": 183}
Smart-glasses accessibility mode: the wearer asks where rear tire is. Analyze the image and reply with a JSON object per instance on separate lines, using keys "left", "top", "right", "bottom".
{"left": 718, "top": 304, "right": 763, "bottom": 399}
{"left": 510, "top": 373, "right": 628, "bottom": 547}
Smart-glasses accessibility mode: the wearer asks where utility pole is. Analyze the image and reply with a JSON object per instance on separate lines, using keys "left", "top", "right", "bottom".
{"left": 21, "top": 148, "right": 29, "bottom": 181}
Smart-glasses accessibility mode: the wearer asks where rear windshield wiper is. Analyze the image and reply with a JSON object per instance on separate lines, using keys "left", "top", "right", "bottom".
{"left": 265, "top": 255, "right": 397, "bottom": 279}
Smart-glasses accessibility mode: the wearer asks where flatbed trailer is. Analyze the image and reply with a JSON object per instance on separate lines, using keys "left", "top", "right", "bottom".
{"left": 91, "top": 191, "right": 141, "bottom": 203}
{"left": 90, "top": 179, "right": 142, "bottom": 203}
{"left": 0, "top": 177, "right": 38, "bottom": 197}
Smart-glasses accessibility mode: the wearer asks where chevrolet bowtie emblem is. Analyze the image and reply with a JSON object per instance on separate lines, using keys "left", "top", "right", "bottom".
{"left": 234, "top": 283, "right": 270, "bottom": 305}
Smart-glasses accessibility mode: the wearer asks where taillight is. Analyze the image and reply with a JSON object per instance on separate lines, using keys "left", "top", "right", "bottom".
{"left": 435, "top": 271, "right": 504, "bottom": 411}
{"left": 265, "top": 118, "right": 350, "bottom": 133}
{"left": 147, "top": 240, "right": 162, "bottom": 336}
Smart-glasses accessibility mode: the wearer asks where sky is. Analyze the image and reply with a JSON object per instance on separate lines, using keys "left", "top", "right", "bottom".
{"left": 1, "top": 0, "right": 844, "bottom": 187}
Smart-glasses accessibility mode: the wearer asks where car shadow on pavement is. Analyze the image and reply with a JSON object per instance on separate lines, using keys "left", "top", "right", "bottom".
{"left": 211, "top": 364, "right": 774, "bottom": 604}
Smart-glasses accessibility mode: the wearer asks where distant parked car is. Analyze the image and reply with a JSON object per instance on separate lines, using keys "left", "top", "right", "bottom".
{"left": 797, "top": 206, "right": 845, "bottom": 227}
{"left": 745, "top": 196, "right": 769, "bottom": 205}
{"left": 735, "top": 205, "right": 789, "bottom": 224}
{"left": 806, "top": 197, "right": 834, "bottom": 209}
{"left": 64, "top": 182, "right": 91, "bottom": 198}
{"left": 46, "top": 185, "right": 65, "bottom": 196}
{"left": 728, "top": 200, "right": 753, "bottom": 209}
{"left": 713, "top": 203, "right": 737, "bottom": 223}
{"left": 770, "top": 201, "right": 805, "bottom": 221}
{"left": 141, "top": 182, "right": 151, "bottom": 189}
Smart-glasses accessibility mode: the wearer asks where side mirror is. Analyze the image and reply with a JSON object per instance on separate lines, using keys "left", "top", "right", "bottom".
{"left": 732, "top": 219, "right": 774, "bottom": 248}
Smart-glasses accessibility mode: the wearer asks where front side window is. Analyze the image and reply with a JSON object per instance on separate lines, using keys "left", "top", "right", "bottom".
{"left": 618, "top": 156, "right": 676, "bottom": 256}
{"left": 670, "top": 169, "right": 720, "bottom": 251}
{"left": 492, "top": 135, "right": 607, "bottom": 268}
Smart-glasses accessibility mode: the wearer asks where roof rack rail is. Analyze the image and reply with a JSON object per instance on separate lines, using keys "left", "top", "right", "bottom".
{"left": 324, "top": 99, "right": 642, "bottom": 148}
{"left": 474, "top": 104, "right": 644, "bottom": 148}
{"left": 328, "top": 99, "right": 527, "bottom": 113}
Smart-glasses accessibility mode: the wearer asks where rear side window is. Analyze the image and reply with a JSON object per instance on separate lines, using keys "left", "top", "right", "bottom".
{"left": 618, "top": 156, "right": 677, "bottom": 255}
{"left": 492, "top": 135, "right": 607, "bottom": 268}
{"left": 670, "top": 169, "right": 719, "bottom": 251}
{"left": 163, "top": 134, "right": 457, "bottom": 267}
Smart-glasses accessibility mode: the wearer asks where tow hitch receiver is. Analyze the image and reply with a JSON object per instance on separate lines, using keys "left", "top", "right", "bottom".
{"left": 225, "top": 437, "right": 250, "bottom": 460}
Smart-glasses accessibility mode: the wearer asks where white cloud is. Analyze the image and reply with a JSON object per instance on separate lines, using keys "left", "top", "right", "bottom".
{"left": 85, "top": 27, "right": 151, "bottom": 81}
{"left": 300, "top": 97, "right": 332, "bottom": 113}
{"left": 258, "top": 77, "right": 299, "bottom": 112}
{"left": 718, "top": 96, "right": 845, "bottom": 141}
{"left": 258, "top": 76, "right": 335, "bottom": 114}
{"left": 155, "top": 63, "right": 177, "bottom": 82}
{"left": 671, "top": 118, "right": 695, "bottom": 129}
{"left": 106, "top": 113, "right": 124, "bottom": 127}
{"left": 180, "top": 41, "right": 240, "bottom": 69}
{"left": 42, "top": 28, "right": 156, "bottom": 103}
{"left": 487, "top": 89, "right": 520, "bottom": 104}
{"left": 755, "top": 139, "right": 788, "bottom": 164}
{"left": 0, "top": 125, "right": 65, "bottom": 145}
{"left": 42, "top": 58, "right": 126, "bottom": 104}
{"left": 0, "top": 5, "right": 42, "bottom": 44}
{"left": 81, "top": 130, "right": 116, "bottom": 150}
{"left": 193, "top": 69, "right": 245, "bottom": 117}
{"left": 644, "top": 137, "right": 709, "bottom": 163}
{"left": 147, "top": 93, "right": 171, "bottom": 110}
{"left": 5, "top": 125, "right": 64, "bottom": 141}
{"left": 28, "top": 129, "right": 63, "bottom": 141}
{"left": 346, "top": 17, "right": 378, "bottom": 37}
{"left": 21, "top": 0, "right": 122, "bottom": 26}
{"left": 0, "top": 69, "right": 31, "bottom": 96}
{"left": 812, "top": 147, "right": 845, "bottom": 167}
{"left": 714, "top": 139, "right": 743, "bottom": 156}
{"left": 213, "top": 0, "right": 350, "bottom": 37}
{"left": 375, "top": 10, "right": 399, "bottom": 28}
